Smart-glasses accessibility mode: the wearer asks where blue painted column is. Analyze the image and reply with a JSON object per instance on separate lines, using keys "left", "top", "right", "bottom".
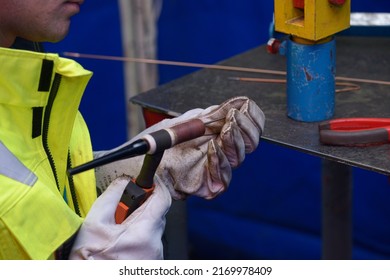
{"left": 285, "top": 37, "right": 336, "bottom": 122}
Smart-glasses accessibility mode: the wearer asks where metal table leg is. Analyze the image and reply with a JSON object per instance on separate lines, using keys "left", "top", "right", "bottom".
{"left": 163, "top": 200, "right": 189, "bottom": 260}
{"left": 321, "top": 159, "right": 353, "bottom": 259}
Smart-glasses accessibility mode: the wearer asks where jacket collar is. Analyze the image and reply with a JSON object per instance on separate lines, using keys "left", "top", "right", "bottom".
{"left": 0, "top": 47, "right": 92, "bottom": 107}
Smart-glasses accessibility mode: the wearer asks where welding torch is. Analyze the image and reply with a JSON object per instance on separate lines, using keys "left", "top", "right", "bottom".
{"left": 67, "top": 118, "right": 206, "bottom": 223}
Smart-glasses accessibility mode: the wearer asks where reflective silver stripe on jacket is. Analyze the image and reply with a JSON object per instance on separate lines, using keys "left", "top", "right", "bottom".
{"left": 0, "top": 141, "right": 37, "bottom": 186}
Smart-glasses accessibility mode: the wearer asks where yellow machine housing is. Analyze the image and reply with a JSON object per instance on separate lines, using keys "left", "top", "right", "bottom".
{"left": 274, "top": 0, "right": 350, "bottom": 41}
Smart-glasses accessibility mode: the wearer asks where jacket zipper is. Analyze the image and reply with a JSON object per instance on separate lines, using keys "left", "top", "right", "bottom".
{"left": 42, "top": 73, "right": 81, "bottom": 213}
{"left": 67, "top": 150, "right": 81, "bottom": 216}
{"left": 42, "top": 73, "right": 62, "bottom": 191}
{"left": 42, "top": 71, "right": 82, "bottom": 260}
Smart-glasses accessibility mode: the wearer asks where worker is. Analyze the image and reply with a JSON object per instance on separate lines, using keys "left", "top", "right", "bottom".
{"left": 0, "top": 0, "right": 265, "bottom": 260}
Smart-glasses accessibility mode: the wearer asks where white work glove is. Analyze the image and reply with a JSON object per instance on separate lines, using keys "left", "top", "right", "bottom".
{"left": 94, "top": 96, "right": 265, "bottom": 200}
{"left": 69, "top": 175, "right": 171, "bottom": 260}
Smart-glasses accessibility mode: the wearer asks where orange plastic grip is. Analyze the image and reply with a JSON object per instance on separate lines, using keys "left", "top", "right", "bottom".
{"left": 115, "top": 202, "right": 130, "bottom": 224}
{"left": 114, "top": 180, "right": 155, "bottom": 224}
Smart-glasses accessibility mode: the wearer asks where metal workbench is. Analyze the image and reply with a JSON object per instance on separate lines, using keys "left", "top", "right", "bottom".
{"left": 131, "top": 36, "right": 390, "bottom": 259}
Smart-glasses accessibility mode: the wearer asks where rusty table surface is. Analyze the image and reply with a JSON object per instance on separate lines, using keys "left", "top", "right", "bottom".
{"left": 131, "top": 36, "right": 390, "bottom": 176}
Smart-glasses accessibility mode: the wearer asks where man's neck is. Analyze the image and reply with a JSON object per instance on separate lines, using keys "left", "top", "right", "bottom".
{"left": 0, "top": 30, "right": 15, "bottom": 48}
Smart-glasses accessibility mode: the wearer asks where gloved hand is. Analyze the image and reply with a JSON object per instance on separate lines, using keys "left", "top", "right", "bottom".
{"left": 69, "top": 175, "right": 172, "bottom": 260}
{"left": 94, "top": 96, "right": 265, "bottom": 200}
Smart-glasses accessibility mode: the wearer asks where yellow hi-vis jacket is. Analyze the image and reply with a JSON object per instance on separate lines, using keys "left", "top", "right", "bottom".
{"left": 0, "top": 47, "right": 97, "bottom": 259}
